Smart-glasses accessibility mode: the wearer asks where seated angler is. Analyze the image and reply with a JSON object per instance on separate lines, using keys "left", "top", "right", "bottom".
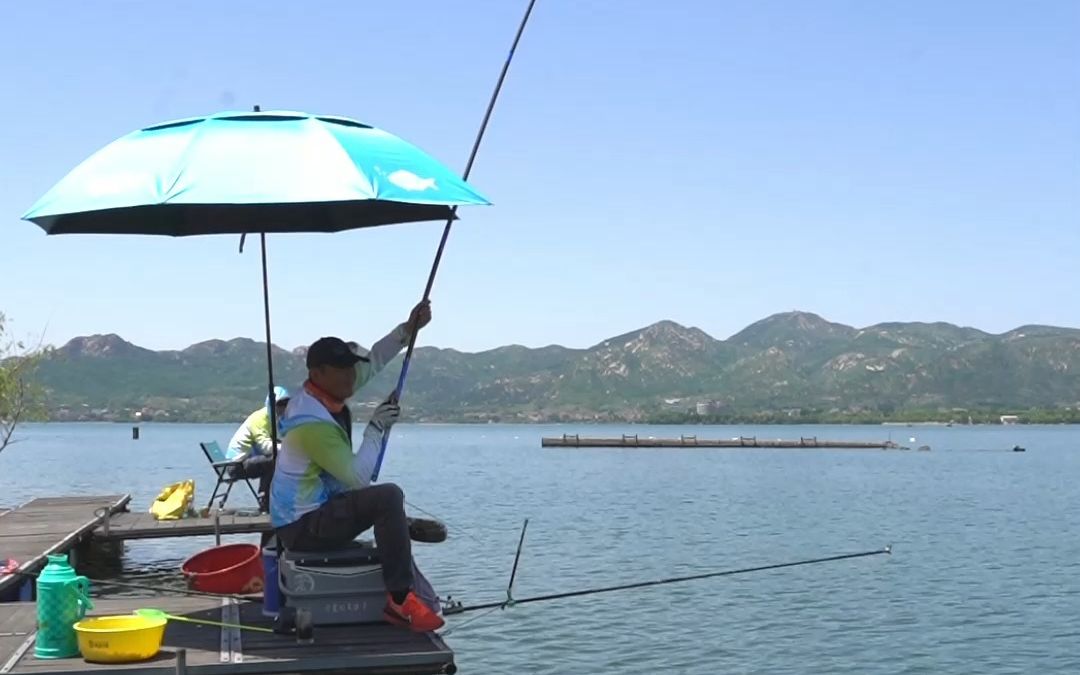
{"left": 226, "top": 386, "right": 290, "bottom": 483}
{"left": 271, "top": 301, "right": 443, "bottom": 631}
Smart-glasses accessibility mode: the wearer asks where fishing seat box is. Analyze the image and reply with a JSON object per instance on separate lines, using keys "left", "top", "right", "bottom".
{"left": 278, "top": 539, "right": 386, "bottom": 625}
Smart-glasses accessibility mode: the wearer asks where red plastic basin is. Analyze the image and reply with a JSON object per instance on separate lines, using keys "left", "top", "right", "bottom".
{"left": 181, "top": 544, "right": 264, "bottom": 595}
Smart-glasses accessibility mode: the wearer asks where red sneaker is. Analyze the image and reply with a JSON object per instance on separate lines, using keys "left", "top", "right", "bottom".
{"left": 384, "top": 591, "right": 445, "bottom": 632}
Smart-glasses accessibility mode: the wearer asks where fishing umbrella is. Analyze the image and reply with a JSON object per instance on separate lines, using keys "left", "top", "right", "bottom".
{"left": 24, "top": 109, "right": 487, "bottom": 235}
{"left": 21, "top": 109, "right": 489, "bottom": 505}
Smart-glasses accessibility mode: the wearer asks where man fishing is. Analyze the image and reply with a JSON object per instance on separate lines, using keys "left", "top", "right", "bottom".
{"left": 269, "top": 300, "right": 444, "bottom": 632}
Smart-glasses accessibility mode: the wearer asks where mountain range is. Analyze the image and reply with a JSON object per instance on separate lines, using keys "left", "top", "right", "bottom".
{"left": 31, "top": 311, "right": 1080, "bottom": 424}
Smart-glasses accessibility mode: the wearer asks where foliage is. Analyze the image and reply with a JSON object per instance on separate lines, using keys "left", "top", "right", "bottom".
{"left": 0, "top": 313, "right": 46, "bottom": 453}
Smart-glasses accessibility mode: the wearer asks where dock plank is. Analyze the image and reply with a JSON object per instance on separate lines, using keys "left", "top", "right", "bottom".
{"left": 95, "top": 513, "right": 271, "bottom": 542}
{"left": 0, "top": 597, "right": 453, "bottom": 674}
{"left": 0, "top": 496, "right": 131, "bottom": 595}
{"left": 18, "top": 498, "right": 123, "bottom": 507}
{"left": 0, "top": 602, "right": 35, "bottom": 673}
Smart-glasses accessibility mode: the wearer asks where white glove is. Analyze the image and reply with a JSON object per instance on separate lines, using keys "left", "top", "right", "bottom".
{"left": 368, "top": 397, "right": 401, "bottom": 434}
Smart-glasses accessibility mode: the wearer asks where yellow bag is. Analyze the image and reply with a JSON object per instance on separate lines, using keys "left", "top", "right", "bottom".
{"left": 150, "top": 480, "right": 195, "bottom": 520}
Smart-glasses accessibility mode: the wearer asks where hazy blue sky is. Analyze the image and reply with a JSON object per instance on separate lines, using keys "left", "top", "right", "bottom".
{"left": 2, "top": 1, "right": 1077, "bottom": 352}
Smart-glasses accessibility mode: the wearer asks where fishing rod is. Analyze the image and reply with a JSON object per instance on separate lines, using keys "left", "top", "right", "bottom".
{"left": 443, "top": 521, "right": 892, "bottom": 616}
{"left": 371, "top": 0, "right": 539, "bottom": 482}
{"left": 446, "top": 546, "right": 892, "bottom": 615}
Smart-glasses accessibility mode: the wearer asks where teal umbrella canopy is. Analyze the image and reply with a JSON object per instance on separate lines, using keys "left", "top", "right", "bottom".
{"left": 23, "top": 110, "right": 490, "bottom": 236}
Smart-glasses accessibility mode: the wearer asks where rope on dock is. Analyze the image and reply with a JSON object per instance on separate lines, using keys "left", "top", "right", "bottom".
{"left": 12, "top": 569, "right": 254, "bottom": 602}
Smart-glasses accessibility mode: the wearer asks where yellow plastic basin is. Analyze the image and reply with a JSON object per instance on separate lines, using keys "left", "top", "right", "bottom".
{"left": 73, "top": 615, "right": 166, "bottom": 663}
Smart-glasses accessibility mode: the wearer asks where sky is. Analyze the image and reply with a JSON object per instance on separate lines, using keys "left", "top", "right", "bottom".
{"left": 1, "top": 1, "right": 1077, "bottom": 353}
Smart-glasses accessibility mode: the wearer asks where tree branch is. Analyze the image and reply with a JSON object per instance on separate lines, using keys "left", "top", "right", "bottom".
{"left": 0, "top": 313, "right": 44, "bottom": 456}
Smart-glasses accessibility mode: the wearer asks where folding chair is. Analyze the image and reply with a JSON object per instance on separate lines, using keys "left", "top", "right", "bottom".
{"left": 199, "top": 441, "right": 261, "bottom": 511}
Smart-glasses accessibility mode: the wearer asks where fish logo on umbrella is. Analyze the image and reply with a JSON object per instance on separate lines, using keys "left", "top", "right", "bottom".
{"left": 387, "top": 169, "right": 438, "bottom": 192}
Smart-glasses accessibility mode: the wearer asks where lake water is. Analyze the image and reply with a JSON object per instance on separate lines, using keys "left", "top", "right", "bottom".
{"left": 1, "top": 422, "right": 1078, "bottom": 674}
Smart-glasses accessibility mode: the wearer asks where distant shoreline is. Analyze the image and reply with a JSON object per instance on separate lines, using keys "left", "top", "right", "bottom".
{"left": 27, "top": 418, "right": 1077, "bottom": 427}
{"left": 37, "top": 408, "right": 1080, "bottom": 427}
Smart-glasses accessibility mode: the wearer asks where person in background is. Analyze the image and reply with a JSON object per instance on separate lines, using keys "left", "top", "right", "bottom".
{"left": 226, "top": 385, "right": 290, "bottom": 482}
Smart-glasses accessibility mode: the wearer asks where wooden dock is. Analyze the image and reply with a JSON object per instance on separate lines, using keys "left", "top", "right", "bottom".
{"left": 93, "top": 512, "right": 272, "bottom": 542}
{"left": 0, "top": 496, "right": 131, "bottom": 597}
{"left": 542, "top": 434, "right": 901, "bottom": 449}
{"left": 0, "top": 597, "right": 455, "bottom": 674}
{"left": 0, "top": 500, "right": 457, "bottom": 673}
{"left": 0, "top": 496, "right": 277, "bottom": 597}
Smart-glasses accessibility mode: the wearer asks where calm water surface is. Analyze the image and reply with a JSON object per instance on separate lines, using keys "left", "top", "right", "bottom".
{"left": 1, "top": 422, "right": 1077, "bottom": 673}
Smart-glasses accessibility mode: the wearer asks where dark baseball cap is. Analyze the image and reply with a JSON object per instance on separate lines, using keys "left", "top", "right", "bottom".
{"left": 305, "top": 337, "right": 369, "bottom": 369}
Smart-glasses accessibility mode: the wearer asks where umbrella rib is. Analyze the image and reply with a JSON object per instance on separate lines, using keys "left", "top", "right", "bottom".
{"left": 156, "top": 118, "right": 215, "bottom": 205}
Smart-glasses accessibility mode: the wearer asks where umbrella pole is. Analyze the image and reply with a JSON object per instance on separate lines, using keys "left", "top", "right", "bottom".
{"left": 370, "top": 0, "right": 538, "bottom": 483}
{"left": 258, "top": 232, "right": 277, "bottom": 513}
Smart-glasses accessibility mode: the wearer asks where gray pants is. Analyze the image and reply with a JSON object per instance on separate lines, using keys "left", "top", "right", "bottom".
{"left": 229, "top": 454, "right": 274, "bottom": 481}
{"left": 275, "top": 483, "right": 414, "bottom": 594}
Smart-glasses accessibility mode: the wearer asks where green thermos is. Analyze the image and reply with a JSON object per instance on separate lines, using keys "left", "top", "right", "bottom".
{"left": 34, "top": 554, "right": 92, "bottom": 659}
